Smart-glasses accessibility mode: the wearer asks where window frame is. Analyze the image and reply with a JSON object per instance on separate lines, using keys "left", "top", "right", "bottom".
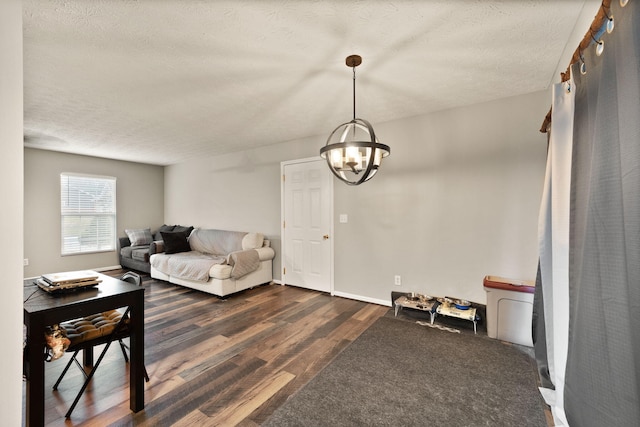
{"left": 60, "top": 172, "right": 117, "bottom": 256}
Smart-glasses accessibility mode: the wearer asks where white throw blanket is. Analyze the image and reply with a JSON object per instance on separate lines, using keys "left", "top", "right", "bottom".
{"left": 151, "top": 251, "right": 226, "bottom": 282}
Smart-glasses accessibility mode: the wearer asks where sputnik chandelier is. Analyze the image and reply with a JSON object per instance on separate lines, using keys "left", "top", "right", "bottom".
{"left": 320, "top": 55, "right": 390, "bottom": 185}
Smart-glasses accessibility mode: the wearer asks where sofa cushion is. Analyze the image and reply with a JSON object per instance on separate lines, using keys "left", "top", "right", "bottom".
{"left": 242, "top": 232, "right": 264, "bottom": 250}
{"left": 210, "top": 263, "right": 232, "bottom": 280}
{"left": 131, "top": 247, "right": 150, "bottom": 262}
{"left": 125, "top": 228, "right": 153, "bottom": 246}
{"left": 120, "top": 245, "right": 148, "bottom": 259}
{"left": 161, "top": 230, "right": 191, "bottom": 254}
{"left": 151, "top": 251, "right": 226, "bottom": 282}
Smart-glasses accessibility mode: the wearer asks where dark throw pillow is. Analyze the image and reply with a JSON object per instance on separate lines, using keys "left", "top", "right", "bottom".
{"left": 160, "top": 231, "right": 191, "bottom": 254}
{"left": 172, "top": 225, "right": 194, "bottom": 235}
{"left": 154, "top": 224, "right": 176, "bottom": 241}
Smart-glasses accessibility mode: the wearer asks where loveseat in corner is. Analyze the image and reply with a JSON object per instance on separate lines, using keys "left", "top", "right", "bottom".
{"left": 150, "top": 228, "right": 275, "bottom": 297}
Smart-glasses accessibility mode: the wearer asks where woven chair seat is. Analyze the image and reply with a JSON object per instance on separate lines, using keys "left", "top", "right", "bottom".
{"left": 60, "top": 310, "right": 126, "bottom": 347}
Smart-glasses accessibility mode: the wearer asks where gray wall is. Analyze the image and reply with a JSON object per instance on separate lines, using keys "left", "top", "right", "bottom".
{"left": 1, "top": 1, "right": 24, "bottom": 423}
{"left": 165, "top": 89, "right": 549, "bottom": 305}
{"left": 24, "top": 148, "right": 165, "bottom": 277}
{"left": 164, "top": 136, "right": 315, "bottom": 283}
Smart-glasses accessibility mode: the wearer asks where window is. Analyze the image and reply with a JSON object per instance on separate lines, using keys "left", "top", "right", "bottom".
{"left": 60, "top": 173, "right": 117, "bottom": 255}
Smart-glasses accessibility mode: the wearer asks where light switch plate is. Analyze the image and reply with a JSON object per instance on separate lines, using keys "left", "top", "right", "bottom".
{"left": 339, "top": 214, "right": 348, "bottom": 223}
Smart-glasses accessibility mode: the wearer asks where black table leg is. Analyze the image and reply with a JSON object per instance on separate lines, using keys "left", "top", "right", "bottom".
{"left": 25, "top": 317, "right": 45, "bottom": 427}
{"left": 129, "top": 292, "right": 145, "bottom": 412}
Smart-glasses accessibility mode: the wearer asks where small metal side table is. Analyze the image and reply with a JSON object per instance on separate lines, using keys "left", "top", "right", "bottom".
{"left": 394, "top": 296, "right": 437, "bottom": 324}
{"left": 435, "top": 303, "right": 478, "bottom": 334}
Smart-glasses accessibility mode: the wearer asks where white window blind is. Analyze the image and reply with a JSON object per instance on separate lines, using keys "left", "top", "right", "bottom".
{"left": 60, "top": 173, "right": 117, "bottom": 255}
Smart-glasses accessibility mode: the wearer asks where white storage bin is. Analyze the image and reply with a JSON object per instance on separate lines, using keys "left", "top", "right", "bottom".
{"left": 483, "top": 275, "right": 535, "bottom": 347}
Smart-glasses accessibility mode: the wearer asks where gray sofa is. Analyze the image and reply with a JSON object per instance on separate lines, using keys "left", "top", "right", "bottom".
{"left": 118, "top": 225, "right": 193, "bottom": 273}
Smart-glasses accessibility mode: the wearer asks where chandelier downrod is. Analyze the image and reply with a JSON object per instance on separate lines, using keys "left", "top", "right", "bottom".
{"left": 346, "top": 54, "right": 361, "bottom": 121}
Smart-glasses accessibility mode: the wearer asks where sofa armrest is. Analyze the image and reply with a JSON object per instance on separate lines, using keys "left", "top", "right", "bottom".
{"left": 149, "top": 240, "right": 164, "bottom": 255}
{"left": 226, "top": 247, "right": 274, "bottom": 264}
{"left": 226, "top": 248, "right": 261, "bottom": 279}
{"left": 255, "top": 246, "right": 275, "bottom": 261}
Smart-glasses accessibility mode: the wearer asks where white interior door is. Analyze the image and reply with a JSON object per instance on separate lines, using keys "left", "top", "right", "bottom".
{"left": 281, "top": 158, "right": 332, "bottom": 293}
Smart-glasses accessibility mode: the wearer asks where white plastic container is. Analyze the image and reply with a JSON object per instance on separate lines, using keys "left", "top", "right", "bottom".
{"left": 483, "top": 275, "right": 535, "bottom": 347}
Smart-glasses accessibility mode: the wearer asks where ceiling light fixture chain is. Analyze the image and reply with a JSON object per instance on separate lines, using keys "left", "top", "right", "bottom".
{"left": 319, "top": 55, "right": 390, "bottom": 186}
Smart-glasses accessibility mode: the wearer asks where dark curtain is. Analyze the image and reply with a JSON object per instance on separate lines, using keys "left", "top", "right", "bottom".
{"left": 565, "top": 1, "right": 640, "bottom": 425}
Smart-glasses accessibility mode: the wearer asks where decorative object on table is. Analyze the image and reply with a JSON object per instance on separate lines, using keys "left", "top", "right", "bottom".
{"left": 320, "top": 54, "right": 390, "bottom": 186}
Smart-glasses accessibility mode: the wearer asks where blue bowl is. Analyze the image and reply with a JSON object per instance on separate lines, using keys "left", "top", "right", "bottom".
{"left": 454, "top": 300, "right": 471, "bottom": 310}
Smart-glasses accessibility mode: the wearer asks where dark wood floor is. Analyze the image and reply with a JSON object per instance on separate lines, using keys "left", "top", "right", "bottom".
{"left": 24, "top": 271, "right": 388, "bottom": 426}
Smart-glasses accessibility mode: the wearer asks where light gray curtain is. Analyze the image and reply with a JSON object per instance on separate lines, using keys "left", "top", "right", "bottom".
{"left": 536, "top": 77, "right": 574, "bottom": 425}
{"left": 564, "top": 1, "right": 640, "bottom": 425}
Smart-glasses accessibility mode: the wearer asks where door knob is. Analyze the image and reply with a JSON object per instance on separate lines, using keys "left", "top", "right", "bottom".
{"left": 323, "top": 235, "right": 330, "bottom": 240}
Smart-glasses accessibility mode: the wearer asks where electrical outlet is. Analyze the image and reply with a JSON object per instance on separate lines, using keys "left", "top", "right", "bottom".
{"left": 394, "top": 275, "right": 401, "bottom": 286}
{"left": 23, "top": 258, "right": 29, "bottom": 266}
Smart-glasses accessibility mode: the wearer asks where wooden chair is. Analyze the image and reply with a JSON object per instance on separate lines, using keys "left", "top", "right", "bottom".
{"left": 52, "top": 272, "right": 149, "bottom": 418}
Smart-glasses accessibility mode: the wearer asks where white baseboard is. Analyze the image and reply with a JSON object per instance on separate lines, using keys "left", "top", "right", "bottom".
{"left": 267, "top": 282, "right": 391, "bottom": 307}
{"left": 95, "top": 265, "right": 124, "bottom": 272}
{"left": 331, "top": 290, "right": 391, "bottom": 307}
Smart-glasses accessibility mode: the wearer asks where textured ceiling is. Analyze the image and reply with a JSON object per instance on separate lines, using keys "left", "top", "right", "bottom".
{"left": 23, "top": 0, "right": 599, "bottom": 166}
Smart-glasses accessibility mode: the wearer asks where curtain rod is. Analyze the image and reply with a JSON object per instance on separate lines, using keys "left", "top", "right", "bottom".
{"left": 539, "top": 0, "right": 612, "bottom": 133}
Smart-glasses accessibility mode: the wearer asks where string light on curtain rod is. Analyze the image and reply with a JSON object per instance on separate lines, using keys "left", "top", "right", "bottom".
{"left": 604, "top": 9, "right": 615, "bottom": 33}
{"left": 539, "top": 0, "right": 625, "bottom": 133}
{"left": 319, "top": 55, "right": 390, "bottom": 186}
{"left": 591, "top": 32, "right": 605, "bottom": 56}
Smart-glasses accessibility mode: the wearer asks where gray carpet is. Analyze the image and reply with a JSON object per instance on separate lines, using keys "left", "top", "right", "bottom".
{"left": 264, "top": 316, "right": 547, "bottom": 426}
